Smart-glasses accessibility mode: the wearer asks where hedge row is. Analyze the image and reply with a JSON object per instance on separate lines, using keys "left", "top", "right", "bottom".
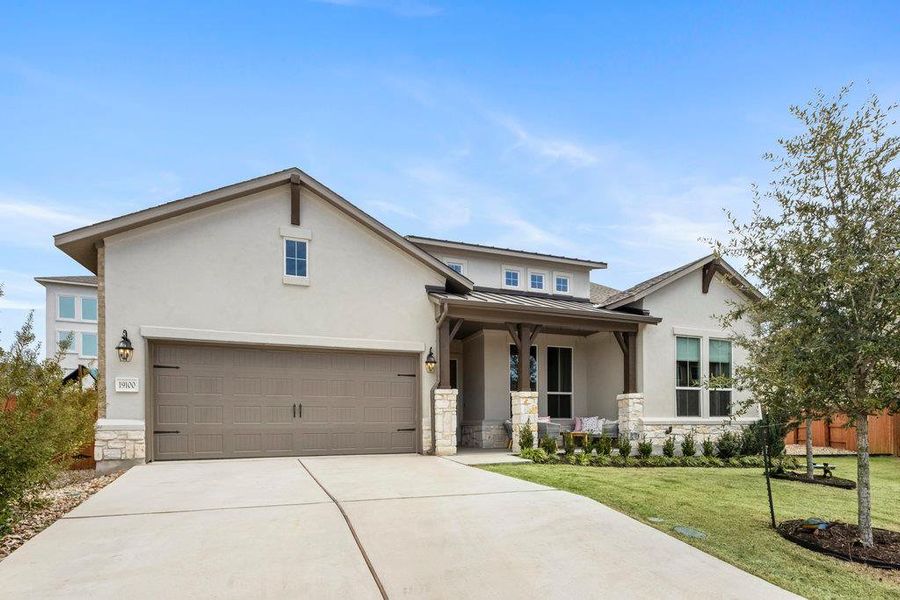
{"left": 518, "top": 447, "right": 799, "bottom": 469}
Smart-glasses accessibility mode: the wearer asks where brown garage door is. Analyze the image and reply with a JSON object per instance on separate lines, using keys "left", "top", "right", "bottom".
{"left": 151, "top": 343, "right": 418, "bottom": 460}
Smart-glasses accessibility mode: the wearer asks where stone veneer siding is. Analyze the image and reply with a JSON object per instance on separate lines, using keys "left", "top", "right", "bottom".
{"left": 460, "top": 421, "right": 509, "bottom": 449}
{"left": 94, "top": 419, "right": 145, "bottom": 472}
{"left": 642, "top": 421, "right": 748, "bottom": 447}
{"left": 433, "top": 388, "right": 458, "bottom": 456}
{"left": 510, "top": 391, "right": 538, "bottom": 452}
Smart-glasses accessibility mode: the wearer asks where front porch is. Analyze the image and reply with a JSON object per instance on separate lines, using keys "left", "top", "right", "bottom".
{"left": 427, "top": 289, "right": 660, "bottom": 455}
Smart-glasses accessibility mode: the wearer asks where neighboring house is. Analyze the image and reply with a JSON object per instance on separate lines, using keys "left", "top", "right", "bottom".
{"left": 35, "top": 276, "right": 99, "bottom": 375}
{"left": 52, "top": 168, "right": 762, "bottom": 472}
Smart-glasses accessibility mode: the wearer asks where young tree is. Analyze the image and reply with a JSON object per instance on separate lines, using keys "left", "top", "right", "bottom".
{"left": 716, "top": 87, "right": 900, "bottom": 546}
{"left": 0, "top": 287, "right": 96, "bottom": 533}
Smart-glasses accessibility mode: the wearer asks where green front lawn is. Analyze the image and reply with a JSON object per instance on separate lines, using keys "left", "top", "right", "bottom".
{"left": 483, "top": 456, "right": 900, "bottom": 600}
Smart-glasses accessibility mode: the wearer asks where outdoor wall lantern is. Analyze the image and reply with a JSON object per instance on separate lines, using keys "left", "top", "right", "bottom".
{"left": 115, "top": 330, "right": 134, "bottom": 362}
{"left": 424, "top": 347, "right": 436, "bottom": 373}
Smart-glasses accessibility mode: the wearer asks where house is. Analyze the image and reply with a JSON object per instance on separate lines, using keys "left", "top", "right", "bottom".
{"left": 35, "top": 276, "right": 99, "bottom": 375}
{"left": 53, "top": 168, "right": 762, "bottom": 472}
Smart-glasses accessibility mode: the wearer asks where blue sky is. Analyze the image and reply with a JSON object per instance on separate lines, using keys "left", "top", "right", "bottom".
{"left": 1, "top": 1, "right": 899, "bottom": 352}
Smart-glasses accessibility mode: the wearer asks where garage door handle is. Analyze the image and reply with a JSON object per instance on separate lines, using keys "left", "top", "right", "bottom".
{"left": 396, "top": 428, "right": 415, "bottom": 432}
{"left": 154, "top": 430, "right": 181, "bottom": 434}
{"left": 293, "top": 403, "right": 296, "bottom": 418}
{"left": 298, "top": 402, "right": 302, "bottom": 418}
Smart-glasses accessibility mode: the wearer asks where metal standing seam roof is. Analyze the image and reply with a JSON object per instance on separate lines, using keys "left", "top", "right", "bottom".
{"left": 428, "top": 289, "right": 660, "bottom": 323}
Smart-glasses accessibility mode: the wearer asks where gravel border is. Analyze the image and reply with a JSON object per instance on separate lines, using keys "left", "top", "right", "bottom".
{"left": 0, "top": 470, "right": 122, "bottom": 561}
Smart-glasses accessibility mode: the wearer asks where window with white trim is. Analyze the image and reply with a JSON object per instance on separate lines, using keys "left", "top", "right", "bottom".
{"left": 502, "top": 268, "right": 521, "bottom": 289}
{"left": 57, "top": 330, "right": 75, "bottom": 353}
{"left": 81, "top": 297, "right": 98, "bottom": 321}
{"left": 446, "top": 262, "right": 464, "bottom": 274}
{"left": 284, "top": 239, "right": 308, "bottom": 278}
{"left": 554, "top": 275, "right": 570, "bottom": 293}
{"left": 708, "top": 339, "right": 732, "bottom": 417}
{"left": 58, "top": 296, "right": 76, "bottom": 320}
{"left": 547, "top": 346, "right": 573, "bottom": 418}
{"left": 675, "top": 336, "right": 701, "bottom": 416}
{"left": 81, "top": 332, "right": 98, "bottom": 358}
{"left": 529, "top": 272, "right": 545, "bottom": 291}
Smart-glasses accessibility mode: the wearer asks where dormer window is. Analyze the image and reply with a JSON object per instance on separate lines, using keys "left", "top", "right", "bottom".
{"left": 502, "top": 267, "right": 522, "bottom": 290}
{"left": 528, "top": 271, "right": 546, "bottom": 291}
{"left": 554, "top": 273, "right": 571, "bottom": 294}
{"left": 443, "top": 258, "right": 467, "bottom": 275}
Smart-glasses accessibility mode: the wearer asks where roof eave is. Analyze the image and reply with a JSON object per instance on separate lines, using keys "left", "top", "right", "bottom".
{"left": 34, "top": 277, "right": 98, "bottom": 288}
{"left": 432, "top": 295, "right": 661, "bottom": 325}
{"left": 407, "top": 236, "right": 608, "bottom": 270}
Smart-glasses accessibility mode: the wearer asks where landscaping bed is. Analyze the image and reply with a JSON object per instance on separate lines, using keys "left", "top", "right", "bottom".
{"left": 771, "top": 470, "right": 856, "bottom": 489}
{"left": 777, "top": 519, "right": 900, "bottom": 569}
{"left": 520, "top": 447, "right": 799, "bottom": 469}
{"left": 0, "top": 470, "right": 121, "bottom": 561}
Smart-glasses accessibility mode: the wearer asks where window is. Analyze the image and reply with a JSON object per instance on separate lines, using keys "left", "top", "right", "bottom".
{"left": 709, "top": 339, "right": 732, "bottom": 417}
{"left": 509, "top": 345, "right": 537, "bottom": 392}
{"left": 547, "top": 347, "right": 573, "bottom": 418}
{"left": 81, "top": 333, "right": 98, "bottom": 358}
{"left": 444, "top": 258, "right": 466, "bottom": 275}
{"left": 81, "top": 297, "right": 98, "bottom": 321}
{"left": 555, "top": 276, "right": 570, "bottom": 293}
{"left": 529, "top": 272, "right": 545, "bottom": 290}
{"left": 284, "top": 239, "right": 308, "bottom": 278}
{"left": 58, "top": 296, "right": 76, "bottom": 320}
{"left": 57, "top": 330, "right": 75, "bottom": 353}
{"left": 675, "top": 337, "right": 701, "bottom": 416}
{"left": 447, "top": 262, "right": 464, "bottom": 274}
{"left": 502, "top": 268, "right": 521, "bottom": 289}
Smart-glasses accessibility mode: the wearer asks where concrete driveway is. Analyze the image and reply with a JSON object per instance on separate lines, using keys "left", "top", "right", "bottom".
{"left": 0, "top": 455, "right": 798, "bottom": 599}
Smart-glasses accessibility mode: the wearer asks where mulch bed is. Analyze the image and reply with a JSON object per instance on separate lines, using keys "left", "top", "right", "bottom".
{"left": 0, "top": 470, "right": 122, "bottom": 561}
{"left": 771, "top": 470, "right": 856, "bottom": 489}
{"left": 777, "top": 519, "right": 900, "bottom": 569}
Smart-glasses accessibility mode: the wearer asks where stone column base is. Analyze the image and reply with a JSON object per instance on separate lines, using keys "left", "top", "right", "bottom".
{"left": 617, "top": 393, "right": 645, "bottom": 440}
{"left": 460, "top": 421, "right": 509, "bottom": 449}
{"left": 95, "top": 418, "right": 146, "bottom": 472}
{"left": 433, "top": 389, "right": 458, "bottom": 456}
{"left": 510, "top": 391, "right": 538, "bottom": 453}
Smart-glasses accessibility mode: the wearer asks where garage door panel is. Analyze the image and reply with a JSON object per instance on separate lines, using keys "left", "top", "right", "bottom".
{"left": 152, "top": 343, "right": 418, "bottom": 460}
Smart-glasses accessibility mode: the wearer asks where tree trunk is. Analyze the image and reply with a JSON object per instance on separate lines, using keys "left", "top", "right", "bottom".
{"left": 805, "top": 416, "right": 814, "bottom": 479}
{"left": 856, "top": 413, "right": 874, "bottom": 547}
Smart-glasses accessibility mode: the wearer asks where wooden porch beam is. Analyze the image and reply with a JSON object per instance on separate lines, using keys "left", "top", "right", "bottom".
{"left": 613, "top": 331, "right": 627, "bottom": 354}
{"left": 624, "top": 332, "right": 638, "bottom": 394}
{"left": 438, "top": 317, "right": 451, "bottom": 388}
{"left": 449, "top": 318, "right": 464, "bottom": 341}
{"left": 450, "top": 306, "right": 639, "bottom": 332}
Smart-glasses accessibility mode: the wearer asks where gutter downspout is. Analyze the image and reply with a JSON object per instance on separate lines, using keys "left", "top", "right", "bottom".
{"left": 431, "top": 302, "right": 450, "bottom": 454}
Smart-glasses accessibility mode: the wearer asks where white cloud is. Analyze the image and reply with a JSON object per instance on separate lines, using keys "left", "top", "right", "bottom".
{"left": 0, "top": 269, "right": 44, "bottom": 310}
{"left": 0, "top": 196, "right": 93, "bottom": 250}
{"left": 492, "top": 113, "right": 604, "bottom": 168}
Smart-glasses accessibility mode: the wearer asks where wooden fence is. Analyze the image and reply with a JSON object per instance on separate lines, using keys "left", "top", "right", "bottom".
{"left": 784, "top": 410, "right": 900, "bottom": 456}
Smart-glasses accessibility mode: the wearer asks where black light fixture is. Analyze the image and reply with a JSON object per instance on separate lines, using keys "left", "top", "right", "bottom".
{"left": 424, "top": 347, "right": 436, "bottom": 373}
{"left": 115, "top": 330, "right": 134, "bottom": 362}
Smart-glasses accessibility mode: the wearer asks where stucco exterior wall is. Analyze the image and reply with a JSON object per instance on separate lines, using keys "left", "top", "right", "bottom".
{"left": 40, "top": 281, "right": 98, "bottom": 372}
{"left": 638, "top": 268, "right": 759, "bottom": 422}
{"left": 411, "top": 243, "right": 594, "bottom": 299}
{"left": 102, "top": 184, "right": 446, "bottom": 453}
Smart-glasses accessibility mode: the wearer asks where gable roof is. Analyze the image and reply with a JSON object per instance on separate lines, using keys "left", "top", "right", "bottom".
{"left": 34, "top": 275, "right": 98, "bottom": 287}
{"left": 601, "top": 254, "right": 762, "bottom": 309}
{"left": 54, "top": 168, "right": 473, "bottom": 292}
{"left": 589, "top": 282, "right": 620, "bottom": 305}
{"left": 407, "top": 236, "right": 608, "bottom": 269}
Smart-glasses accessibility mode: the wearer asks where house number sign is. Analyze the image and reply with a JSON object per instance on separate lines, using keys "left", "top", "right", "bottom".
{"left": 114, "top": 377, "right": 140, "bottom": 393}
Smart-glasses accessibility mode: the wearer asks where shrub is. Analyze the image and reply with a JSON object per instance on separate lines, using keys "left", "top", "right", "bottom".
{"left": 715, "top": 431, "right": 741, "bottom": 459}
{"left": 596, "top": 433, "right": 612, "bottom": 456}
{"left": 739, "top": 426, "right": 762, "bottom": 456}
{"left": 517, "top": 421, "right": 534, "bottom": 451}
{"left": 576, "top": 451, "right": 591, "bottom": 465}
{"left": 701, "top": 438, "right": 715, "bottom": 457}
{"left": 0, "top": 313, "right": 95, "bottom": 534}
{"left": 590, "top": 453, "right": 611, "bottom": 467}
{"left": 637, "top": 437, "right": 653, "bottom": 458}
{"left": 562, "top": 432, "right": 575, "bottom": 455}
{"left": 662, "top": 436, "right": 676, "bottom": 458}
{"left": 539, "top": 435, "right": 558, "bottom": 455}
{"left": 680, "top": 432, "right": 697, "bottom": 457}
{"left": 617, "top": 435, "right": 632, "bottom": 457}
{"left": 745, "top": 414, "right": 786, "bottom": 457}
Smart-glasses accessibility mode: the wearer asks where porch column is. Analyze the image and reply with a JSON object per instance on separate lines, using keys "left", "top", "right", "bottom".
{"left": 615, "top": 330, "right": 643, "bottom": 440}
{"left": 433, "top": 389, "right": 458, "bottom": 456}
{"left": 510, "top": 391, "right": 538, "bottom": 452}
